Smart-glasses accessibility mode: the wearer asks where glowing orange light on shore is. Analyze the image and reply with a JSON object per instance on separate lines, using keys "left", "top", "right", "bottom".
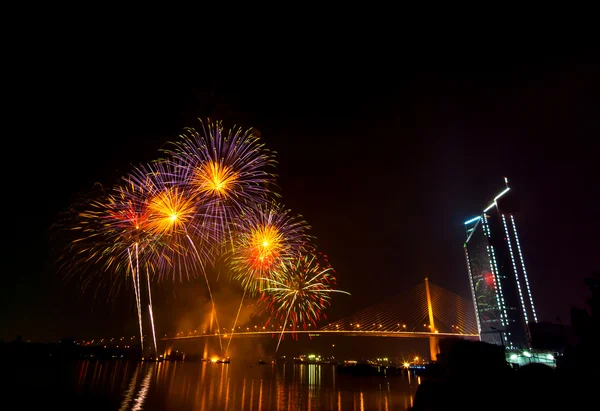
{"left": 193, "top": 161, "right": 239, "bottom": 197}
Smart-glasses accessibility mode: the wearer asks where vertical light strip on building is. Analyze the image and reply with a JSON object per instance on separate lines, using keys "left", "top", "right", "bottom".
{"left": 482, "top": 218, "right": 506, "bottom": 326}
{"left": 464, "top": 246, "right": 482, "bottom": 336}
{"left": 501, "top": 214, "right": 529, "bottom": 324}
{"left": 510, "top": 215, "right": 538, "bottom": 322}
{"left": 489, "top": 246, "right": 509, "bottom": 326}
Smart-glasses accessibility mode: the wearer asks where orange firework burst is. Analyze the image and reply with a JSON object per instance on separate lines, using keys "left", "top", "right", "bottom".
{"left": 246, "top": 224, "right": 284, "bottom": 269}
{"left": 230, "top": 203, "right": 312, "bottom": 294}
{"left": 192, "top": 161, "right": 239, "bottom": 198}
{"left": 147, "top": 187, "right": 195, "bottom": 236}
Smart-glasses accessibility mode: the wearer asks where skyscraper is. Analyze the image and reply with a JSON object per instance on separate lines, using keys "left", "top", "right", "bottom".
{"left": 464, "top": 178, "right": 537, "bottom": 349}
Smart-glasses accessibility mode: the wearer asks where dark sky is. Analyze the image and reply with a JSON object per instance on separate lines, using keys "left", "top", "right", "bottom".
{"left": 2, "top": 38, "right": 599, "bottom": 342}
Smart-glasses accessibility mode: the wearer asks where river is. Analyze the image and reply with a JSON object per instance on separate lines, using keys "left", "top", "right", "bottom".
{"left": 11, "top": 359, "right": 420, "bottom": 410}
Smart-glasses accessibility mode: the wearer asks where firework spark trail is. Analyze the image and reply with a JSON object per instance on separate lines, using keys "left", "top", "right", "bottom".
{"left": 148, "top": 304, "right": 156, "bottom": 355}
{"left": 128, "top": 246, "right": 144, "bottom": 354}
{"left": 186, "top": 233, "right": 223, "bottom": 353}
{"left": 135, "top": 243, "right": 144, "bottom": 354}
{"left": 225, "top": 288, "right": 247, "bottom": 356}
{"left": 146, "top": 268, "right": 157, "bottom": 355}
{"left": 275, "top": 293, "right": 297, "bottom": 352}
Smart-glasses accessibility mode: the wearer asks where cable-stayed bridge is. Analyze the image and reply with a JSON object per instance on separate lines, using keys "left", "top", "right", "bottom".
{"left": 162, "top": 278, "right": 479, "bottom": 360}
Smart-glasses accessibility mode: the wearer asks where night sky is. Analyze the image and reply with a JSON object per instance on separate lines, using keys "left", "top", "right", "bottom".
{"left": 2, "top": 39, "right": 598, "bottom": 342}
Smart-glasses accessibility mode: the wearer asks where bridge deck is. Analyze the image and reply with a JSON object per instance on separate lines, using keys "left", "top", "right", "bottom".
{"left": 161, "top": 330, "right": 479, "bottom": 341}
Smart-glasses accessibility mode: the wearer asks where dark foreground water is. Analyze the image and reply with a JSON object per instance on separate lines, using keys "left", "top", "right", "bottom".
{"left": 9, "top": 359, "right": 420, "bottom": 410}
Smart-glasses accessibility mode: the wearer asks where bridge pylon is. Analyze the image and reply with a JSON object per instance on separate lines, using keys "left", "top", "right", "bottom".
{"left": 425, "top": 277, "right": 440, "bottom": 361}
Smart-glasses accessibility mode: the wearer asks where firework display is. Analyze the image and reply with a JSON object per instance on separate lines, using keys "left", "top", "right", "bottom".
{"left": 62, "top": 183, "right": 156, "bottom": 294}
{"left": 166, "top": 119, "right": 277, "bottom": 251}
{"left": 63, "top": 181, "right": 160, "bottom": 354}
{"left": 258, "top": 254, "right": 350, "bottom": 350}
{"left": 123, "top": 161, "right": 215, "bottom": 282}
{"left": 59, "top": 118, "right": 349, "bottom": 356}
{"left": 229, "top": 203, "right": 312, "bottom": 294}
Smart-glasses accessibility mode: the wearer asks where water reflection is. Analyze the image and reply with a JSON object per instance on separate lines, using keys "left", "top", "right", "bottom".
{"left": 134, "top": 365, "right": 153, "bottom": 410}
{"left": 118, "top": 366, "right": 140, "bottom": 411}
{"left": 70, "top": 360, "right": 417, "bottom": 410}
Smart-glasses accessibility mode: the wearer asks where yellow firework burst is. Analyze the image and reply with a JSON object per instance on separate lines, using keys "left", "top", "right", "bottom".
{"left": 147, "top": 187, "right": 195, "bottom": 236}
{"left": 247, "top": 223, "right": 285, "bottom": 270}
{"left": 192, "top": 160, "right": 239, "bottom": 198}
{"left": 230, "top": 203, "right": 313, "bottom": 294}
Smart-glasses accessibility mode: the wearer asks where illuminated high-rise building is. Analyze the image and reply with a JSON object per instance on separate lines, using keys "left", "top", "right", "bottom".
{"left": 464, "top": 178, "right": 537, "bottom": 349}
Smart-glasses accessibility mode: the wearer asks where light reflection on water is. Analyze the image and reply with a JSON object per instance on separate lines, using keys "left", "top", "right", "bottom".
{"left": 72, "top": 360, "right": 417, "bottom": 410}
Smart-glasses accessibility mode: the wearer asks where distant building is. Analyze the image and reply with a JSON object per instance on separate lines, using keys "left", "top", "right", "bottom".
{"left": 464, "top": 178, "right": 537, "bottom": 349}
